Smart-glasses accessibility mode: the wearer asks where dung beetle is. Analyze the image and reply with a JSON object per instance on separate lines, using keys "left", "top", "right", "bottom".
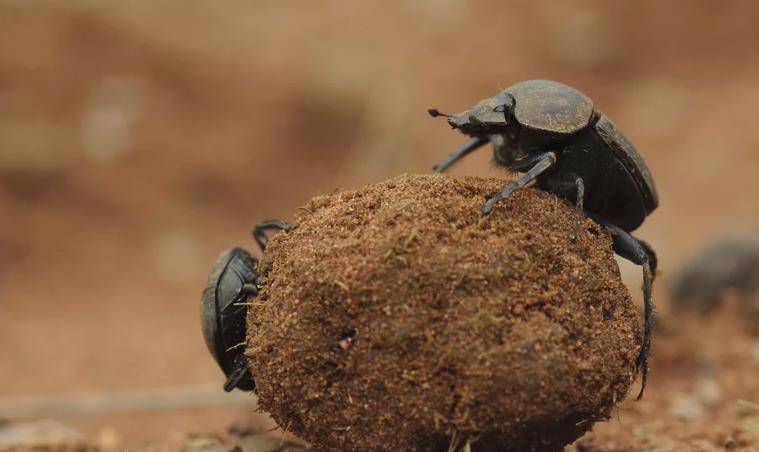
{"left": 429, "top": 79, "right": 658, "bottom": 399}
{"left": 669, "top": 234, "right": 759, "bottom": 314}
{"left": 201, "top": 220, "right": 290, "bottom": 392}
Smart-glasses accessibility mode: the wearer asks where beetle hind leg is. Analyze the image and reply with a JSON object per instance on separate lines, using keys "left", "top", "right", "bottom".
{"left": 636, "top": 238, "right": 658, "bottom": 281}
{"left": 539, "top": 171, "right": 586, "bottom": 239}
{"left": 587, "top": 214, "right": 655, "bottom": 400}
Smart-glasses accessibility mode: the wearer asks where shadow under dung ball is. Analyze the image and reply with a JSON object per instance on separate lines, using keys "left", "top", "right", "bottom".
{"left": 248, "top": 174, "right": 641, "bottom": 452}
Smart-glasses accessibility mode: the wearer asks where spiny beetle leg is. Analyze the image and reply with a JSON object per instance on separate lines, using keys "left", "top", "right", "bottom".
{"left": 589, "top": 213, "right": 655, "bottom": 400}
{"left": 483, "top": 151, "right": 557, "bottom": 214}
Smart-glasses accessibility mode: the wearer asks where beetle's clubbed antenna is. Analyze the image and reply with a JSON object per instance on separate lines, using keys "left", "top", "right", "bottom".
{"left": 427, "top": 108, "right": 452, "bottom": 118}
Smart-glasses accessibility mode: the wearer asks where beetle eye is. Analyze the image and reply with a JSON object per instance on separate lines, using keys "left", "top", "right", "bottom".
{"left": 493, "top": 105, "right": 506, "bottom": 113}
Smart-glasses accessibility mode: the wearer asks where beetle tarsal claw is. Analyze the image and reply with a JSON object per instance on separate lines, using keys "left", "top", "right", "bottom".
{"left": 483, "top": 186, "right": 517, "bottom": 214}
{"left": 483, "top": 197, "right": 496, "bottom": 214}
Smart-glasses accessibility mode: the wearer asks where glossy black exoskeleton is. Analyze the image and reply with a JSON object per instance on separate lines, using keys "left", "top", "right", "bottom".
{"left": 201, "top": 220, "right": 290, "bottom": 392}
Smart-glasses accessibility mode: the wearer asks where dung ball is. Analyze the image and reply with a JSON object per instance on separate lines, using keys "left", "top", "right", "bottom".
{"left": 248, "top": 174, "right": 641, "bottom": 452}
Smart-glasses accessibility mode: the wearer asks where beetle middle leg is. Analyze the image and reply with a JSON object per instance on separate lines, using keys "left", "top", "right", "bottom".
{"left": 571, "top": 177, "right": 588, "bottom": 240}
{"left": 574, "top": 177, "right": 585, "bottom": 214}
{"left": 542, "top": 172, "right": 586, "bottom": 239}
{"left": 589, "top": 214, "right": 655, "bottom": 400}
{"left": 252, "top": 220, "right": 292, "bottom": 252}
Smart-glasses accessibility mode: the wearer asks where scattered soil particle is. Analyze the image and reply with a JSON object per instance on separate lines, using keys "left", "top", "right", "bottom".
{"left": 571, "top": 305, "right": 759, "bottom": 452}
{"left": 248, "top": 174, "right": 641, "bottom": 451}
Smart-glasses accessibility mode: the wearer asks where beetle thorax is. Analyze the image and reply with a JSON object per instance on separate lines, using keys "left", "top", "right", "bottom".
{"left": 507, "top": 80, "right": 594, "bottom": 135}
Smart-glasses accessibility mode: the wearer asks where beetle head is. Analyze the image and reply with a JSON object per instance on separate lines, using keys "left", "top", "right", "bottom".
{"left": 429, "top": 92, "right": 514, "bottom": 137}
{"left": 430, "top": 91, "right": 553, "bottom": 173}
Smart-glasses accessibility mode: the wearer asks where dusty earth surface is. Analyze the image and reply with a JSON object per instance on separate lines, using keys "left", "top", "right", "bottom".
{"left": 3, "top": 301, "right": 757, "bottom": 451}
{"left": 1, "top": 0, "right": 759, "bottom": 451}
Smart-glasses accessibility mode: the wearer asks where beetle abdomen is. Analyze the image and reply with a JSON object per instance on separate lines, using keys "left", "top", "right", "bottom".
{"left": 201, "top": 247, "right": 257, "bottom": 390}
{"left": 595, "top": 115, "right": 659, "bottom": 214}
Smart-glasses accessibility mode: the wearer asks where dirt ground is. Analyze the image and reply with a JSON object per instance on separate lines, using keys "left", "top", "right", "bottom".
{"left": 1, "top": 1, "right": 758, "bottom": 450}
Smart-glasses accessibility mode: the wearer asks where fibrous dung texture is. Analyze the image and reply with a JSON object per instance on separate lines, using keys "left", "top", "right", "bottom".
{"left": 248, "top": 174, "right": 640, "bottom": 451}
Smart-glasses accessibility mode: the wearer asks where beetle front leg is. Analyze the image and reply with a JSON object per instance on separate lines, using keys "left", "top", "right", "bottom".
{"left": 433, "top": 136, "right": 489, "bottom": 173}
{"left": 483, "top": 151, "right": 557, "bottom": 214}
{"left": 252, "top": 220, "right": 292, "bottom": 253}
{"left": 589, "top": 214, "right": 655, "bottom": 400}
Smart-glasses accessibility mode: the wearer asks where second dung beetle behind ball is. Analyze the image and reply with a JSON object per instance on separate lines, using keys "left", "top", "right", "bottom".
{"left": 201, "top": 220, "right": 291, "bottom": 392}
{"left": 429, "top": 79, "right": 658, "bottom": 399}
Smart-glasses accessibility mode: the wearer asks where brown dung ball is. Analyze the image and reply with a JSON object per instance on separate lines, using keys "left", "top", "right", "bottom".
{"left": 248, "top": 174, "right": 641, "bottom": 452}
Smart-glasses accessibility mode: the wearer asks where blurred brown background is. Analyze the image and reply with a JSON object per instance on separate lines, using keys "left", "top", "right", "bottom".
{"left": 1, "top": 0, "right": 758, "bottom": 447}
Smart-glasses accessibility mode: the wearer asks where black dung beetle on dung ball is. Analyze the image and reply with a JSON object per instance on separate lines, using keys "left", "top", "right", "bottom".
{"left": 430, "top": 79, "right": 659, "bottom": 399}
